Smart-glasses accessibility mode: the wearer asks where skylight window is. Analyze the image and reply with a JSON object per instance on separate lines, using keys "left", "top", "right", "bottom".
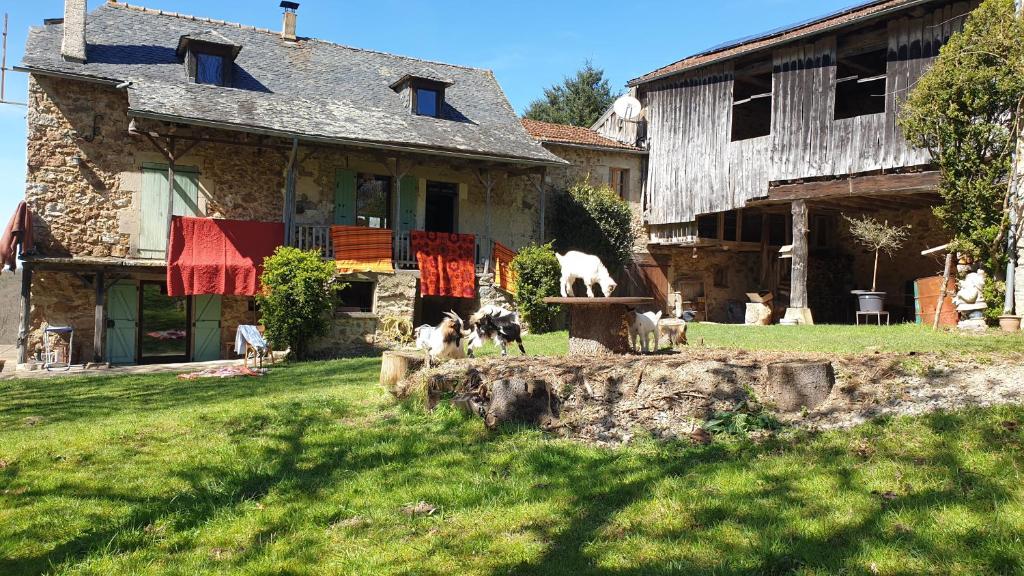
{"left": 195, "top": 53, "right": 225, "bottom": 86}
{"left": 415, "top": 88, "right": 439, "bottom": 117}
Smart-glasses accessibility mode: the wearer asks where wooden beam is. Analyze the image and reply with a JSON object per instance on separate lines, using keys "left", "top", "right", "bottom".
{"left": 17, "top": 264, "right": 32, "bottom": 364}
{"left": 767, "top": 171, "right": 940, "bottom": 202}
{"left": 93, "top": 271, "right": 104, "bottom": 363}
{"left": 790, "top": 200, "right": 809, "bottom": 309}
{"left": 283, "top": 137, "right": 299, "bottom": 246}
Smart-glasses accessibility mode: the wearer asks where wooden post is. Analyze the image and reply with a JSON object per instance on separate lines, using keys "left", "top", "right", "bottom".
{"left": 164, "top": 135, "right": 176, "bottom": 255}
{"left": 283, "top": 137, "right": 298, "bottom": 247}
{"left": 477, "top": 169, "right": 494, "bottom": 269}
{"left": 534, "top": 171, "right": 547, "bottom": 242}
{"left": 785, "top": 200, "right": 813, "bottom": 324}
{"left": 93, "top": 271, "right": 104, "bottom": 363}
{"left": 17, "top": 263, "right": 32, "bottom": 364}
{"left": 934, "top": 251, "right": 953, "bottom": 330}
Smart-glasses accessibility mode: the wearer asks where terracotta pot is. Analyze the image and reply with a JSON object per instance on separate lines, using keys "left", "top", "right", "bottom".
{"left": 998, "top": 315, "right": 1021, "bottom": 332}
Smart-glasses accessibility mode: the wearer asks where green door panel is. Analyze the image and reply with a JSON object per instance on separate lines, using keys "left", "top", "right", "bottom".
{"left": 399, "top": 176, "right": 418, "bottom": 233}
{"left": 192, "top": 294, "right": 222, "bottom": 362}
{"left": 334, "top": 169, "right": 357, "bottom": 226}
{"left": 107, "top": 282, "right": 138, "bottom": 364}
{"left": 139, "top": 164, "right": 200, "bottom": 259}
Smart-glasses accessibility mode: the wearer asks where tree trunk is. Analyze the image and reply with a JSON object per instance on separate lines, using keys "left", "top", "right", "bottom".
{"left": 765, "top": 361, "right": 835, "bottom": 412}
{"left": 789, "top": 200, "right": 809, "bottom": 309}
{"left": 872, "top": 249, "right": 880, "bottom": 292}
{"left": 380, "top": 350, "right": 427, "bottom": 396}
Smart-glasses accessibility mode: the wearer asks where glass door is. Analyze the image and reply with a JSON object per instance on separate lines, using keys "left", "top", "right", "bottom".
{"left": 138, "top": 282, "right": 190, "bottom": 364}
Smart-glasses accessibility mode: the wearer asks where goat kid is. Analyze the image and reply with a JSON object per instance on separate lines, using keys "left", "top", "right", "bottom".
{"left": 466, "top": 305, "right": 526, "bottom": 357}
{"left": 629, "top": 310, "right": 663, "bottom": 353}
{"left": 555, "top": 251, "right": 617, "bottom": 298}
{"left": 413, "top": 324, "right": 435, "bottom": 352}
{"left": 427, "top": 311, "right": 470, "bottom": 361}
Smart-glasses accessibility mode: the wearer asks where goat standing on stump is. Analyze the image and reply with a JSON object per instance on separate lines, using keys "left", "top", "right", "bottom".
{"left": 555, "top": 251, "right": 617, "bottom": 298}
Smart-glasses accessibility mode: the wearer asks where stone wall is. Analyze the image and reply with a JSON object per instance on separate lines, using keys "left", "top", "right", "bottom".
{"left": 541, "top": 144, "right": 645, "bottom": 213}
{"left": 26, "top": 271, "right": 96, "bottom": 362}
{"left": 221, "top": 296, "right": 257, "bottom": 358}
{"left": 665, "top": 248, "right": 761, "bottom": 322}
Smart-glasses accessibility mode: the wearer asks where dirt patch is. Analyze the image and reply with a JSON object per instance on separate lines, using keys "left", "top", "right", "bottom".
{"left": 400, "top": 349, "right": 1024, "bottom": 445}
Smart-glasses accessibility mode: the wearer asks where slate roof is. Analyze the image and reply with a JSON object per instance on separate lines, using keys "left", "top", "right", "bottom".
{"left": 629, "top": 0, "right": 921, "bottom": 86}
{"left": 521, "top": 119, "right": 644, "bottom": 152}
{"left": 20, "top": 2, "right": 564, "bottom": 166}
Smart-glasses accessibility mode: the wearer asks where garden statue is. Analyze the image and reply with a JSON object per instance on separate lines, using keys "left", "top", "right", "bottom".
{"left": 953, "top": 269, "right": 988, "bottom": 329}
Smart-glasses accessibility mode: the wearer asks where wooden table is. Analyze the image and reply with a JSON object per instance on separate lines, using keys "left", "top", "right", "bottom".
{"left": 543, "top": 297, "right": 654, "bottom": 355}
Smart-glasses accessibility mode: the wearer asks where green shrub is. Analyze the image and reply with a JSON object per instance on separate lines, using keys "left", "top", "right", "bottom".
{"left": 551, "top": 180, "right": 639, "bottom": 272}
{"left": 257, "top": 247, "right": 341, "bottom": 359}
{"left": 511, "top": 242, "right": 562, "bottom": 333}
{"left": 982, "top": 277, "right": 1007, "bottom": 325}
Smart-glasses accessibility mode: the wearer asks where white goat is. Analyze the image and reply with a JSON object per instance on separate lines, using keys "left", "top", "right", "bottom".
{"left": 556, "top": 251, "right": 617, "bottom": 298}
{"left": 629, "top": 310, "right": 663, "bottom": 353}
{"left": 426, "top": 311, "right": 470, "bottom": 361}
{"left": 413, "top": 324, "right": 435, "bottom": 352}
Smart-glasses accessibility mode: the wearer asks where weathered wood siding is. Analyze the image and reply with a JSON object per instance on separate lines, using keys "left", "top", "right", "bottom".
{"left": 644, "top": 1, "right": 974, "bottom": 225}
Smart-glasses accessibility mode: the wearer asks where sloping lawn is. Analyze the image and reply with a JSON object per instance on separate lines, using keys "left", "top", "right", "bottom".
{"left": 1, "top": 329, "right": 1023, "bottom": 575}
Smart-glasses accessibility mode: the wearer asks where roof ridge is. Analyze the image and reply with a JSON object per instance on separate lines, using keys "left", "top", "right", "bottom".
{"left": 104, "top": 1, "right": 490, "bottom": 74}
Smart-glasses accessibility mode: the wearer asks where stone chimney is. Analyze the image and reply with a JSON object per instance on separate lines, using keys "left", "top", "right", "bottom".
{"left": 61, "top": 0, "right": 87, "bottom": 62}
{"left": 280, "top": 1, "right": 299, "bottom": 41}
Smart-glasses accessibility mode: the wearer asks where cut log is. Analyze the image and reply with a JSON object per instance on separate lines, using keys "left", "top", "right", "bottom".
{"left": 765, "top": 360, "right": 835, "bottom": 412}
{"left": 380, "top": 350, "right": 426, "bottom": 396}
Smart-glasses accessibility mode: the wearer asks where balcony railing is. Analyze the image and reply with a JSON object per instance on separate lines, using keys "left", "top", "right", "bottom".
{"left": 294, "top": 225, "right": 490, "bottom": 273}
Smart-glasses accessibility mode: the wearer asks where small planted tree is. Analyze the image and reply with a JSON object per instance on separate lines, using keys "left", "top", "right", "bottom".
{"left": 511, "top": 242, "right": 562, "bottom": 333}
{"left": 843, "top": 215, "right": 911, "bottom": 292}
{"left": 257, "top": 246, "right": 341, "bottom": 360}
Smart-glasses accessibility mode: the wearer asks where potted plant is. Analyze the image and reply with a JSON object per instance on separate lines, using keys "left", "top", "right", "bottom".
{"left": 843, "top": 215, "right": 911, "bottom": 313}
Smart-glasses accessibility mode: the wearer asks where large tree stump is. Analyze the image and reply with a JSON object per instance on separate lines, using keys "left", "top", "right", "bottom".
{"left": 765, "top": 361, "right": 835, "bottom": 412}
{"left": 380, "top": 350, "right": 426, "bottom": 397}
{"left": 542, "top": 297, "right": 653, "bottom": 355}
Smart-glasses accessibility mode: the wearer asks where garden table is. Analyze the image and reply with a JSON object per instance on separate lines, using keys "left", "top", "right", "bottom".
{"left": 542, "top": 297, "right": 654, "bottom": 355}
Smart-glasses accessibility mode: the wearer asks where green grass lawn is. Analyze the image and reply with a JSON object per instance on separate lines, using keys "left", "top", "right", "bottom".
{"left": 1, "top": 330, "right": 1023, "bottom": 575}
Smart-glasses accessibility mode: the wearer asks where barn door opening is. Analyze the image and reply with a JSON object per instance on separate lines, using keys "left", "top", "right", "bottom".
{"left": 424, "top": 181, "right": 457, "bottom": 233}
{"left": 139, "top": 281, "right": 189, "bottom": 364}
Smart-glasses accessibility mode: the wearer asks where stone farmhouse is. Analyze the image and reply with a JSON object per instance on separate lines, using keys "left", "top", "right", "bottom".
{"left": 615, "top": 0, "right": 981, "bottom": 324}
{"left": 15, "top": 0, "right": 569, "bottom": 366}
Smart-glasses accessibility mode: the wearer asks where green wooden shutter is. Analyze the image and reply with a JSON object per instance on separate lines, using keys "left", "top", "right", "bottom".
{"left": 106, "top": 282, "right": 138, "bottom": 364}
{"left": 399, "top": 176, "right": 418, "bottom": 233}
{"left": 139, "top": 164, "right": 200, "bottom": 258}
{"left": 192, "top": 294, "right": 222, "bottom": 362}
{"left": 334, "top": 169, "right": 357, "bottom": 225}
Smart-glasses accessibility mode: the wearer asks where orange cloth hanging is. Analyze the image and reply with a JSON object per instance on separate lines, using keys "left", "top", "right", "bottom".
{"left": 411, "top": 230, "right": 476, "bottom": 298}
{"left": 492, "top": 241, "right": 517, "bottom": 295}
{"left": 331, "top": 225, "right": 394, "bottom": 274}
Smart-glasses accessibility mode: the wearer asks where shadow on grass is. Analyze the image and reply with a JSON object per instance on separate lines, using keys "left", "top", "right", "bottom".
{"left": 0, "top": 357, "right": 381, "bottom": 428}
{"left": 0, "top": 384, "right": 1021, "bottom": 574}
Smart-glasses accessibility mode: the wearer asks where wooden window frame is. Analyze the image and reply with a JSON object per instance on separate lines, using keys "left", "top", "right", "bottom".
{"left": 186, "top": 41, "right": 235, "bottom": 87}
{"left": 409, "top": 81, "right": 447, "bottom": 118}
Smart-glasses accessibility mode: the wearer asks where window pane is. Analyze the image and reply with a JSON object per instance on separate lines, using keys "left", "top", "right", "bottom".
{"left": 195, "top": 53, "right": 224, "bottom": 85}
{"left": 416, "top": 88, "right": 438, "bottom": 116}
{"left": 356, "top": 174, "right": 390, "bottom": 229}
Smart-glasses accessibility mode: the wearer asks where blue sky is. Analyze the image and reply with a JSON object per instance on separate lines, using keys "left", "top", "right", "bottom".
{"left": 0, "top": 0, "right": 857, "bottom": 221}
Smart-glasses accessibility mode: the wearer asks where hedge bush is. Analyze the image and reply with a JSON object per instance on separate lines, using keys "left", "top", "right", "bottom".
{"left": 551, "top": 180, "right": 639, "bottom": 272}
{"left": 257, "top": 247, "right": 341, "bottom": 359}
{"left": 510, "top": 242, "right": 562, "bottom": 333}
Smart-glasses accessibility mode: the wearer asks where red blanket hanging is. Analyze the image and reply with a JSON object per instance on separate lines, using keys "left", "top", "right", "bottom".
{"left": 411, "top": 230, "right": 476, "bottom": 298}
{"left": 167, "top": 216, "right": 284, "bottom": 296}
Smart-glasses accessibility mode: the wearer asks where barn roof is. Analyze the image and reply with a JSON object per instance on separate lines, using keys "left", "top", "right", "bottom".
{"left": 629, "top": 0, "right": 925, "bottom": 86}
{"left": 20, "top": 2, "right": 565, "bottom": 166}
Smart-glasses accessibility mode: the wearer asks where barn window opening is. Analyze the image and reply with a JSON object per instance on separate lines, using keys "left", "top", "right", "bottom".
{"left": 336, "top": 281, "right": 375, "bottom": 313}
{"left": 731, "top": 62, "right": 772, "bottom": 141}
{"left": 834, "top": 45, "right": 888, "bottom": 120}
{"left": 741, "top": 211, "right": 763, "bottom": 243}
{"left": 697, "top": 213, "right": 719, "bottom": 239}
{"left": 722, "top": 210, "right": 738, "bottom": 241}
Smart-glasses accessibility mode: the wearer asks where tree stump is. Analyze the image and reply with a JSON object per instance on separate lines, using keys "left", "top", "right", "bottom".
{"left": 765, "top": 361, "right": 835, "bottom": 412}
{"left": 380, "top": 350, "right": 426, "bottom": 397}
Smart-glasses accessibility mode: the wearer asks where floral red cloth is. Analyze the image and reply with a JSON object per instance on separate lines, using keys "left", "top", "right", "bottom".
{"left": 411, "top": 230, "right": 476, "bottom": 298}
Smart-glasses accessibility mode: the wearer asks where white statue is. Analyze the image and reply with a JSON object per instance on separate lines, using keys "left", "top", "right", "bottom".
{"left": 953, "top": 269, "right": 988, "bottom": 311}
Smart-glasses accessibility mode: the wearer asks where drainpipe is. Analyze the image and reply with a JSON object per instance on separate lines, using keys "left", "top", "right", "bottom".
{"left": 1007, "top": 0, "right": 1023, "bottom": 315}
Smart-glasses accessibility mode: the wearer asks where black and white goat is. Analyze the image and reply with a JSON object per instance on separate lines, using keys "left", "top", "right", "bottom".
{"left": 467, "top": 305, "right": 526, "bottom": 357}
{"left": 425, "top": 311, "right": 470, "bottom": 361}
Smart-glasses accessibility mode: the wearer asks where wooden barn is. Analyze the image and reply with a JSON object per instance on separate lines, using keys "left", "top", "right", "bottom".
{"left": 623, "top": 0, "right": 979, "bottom": 323}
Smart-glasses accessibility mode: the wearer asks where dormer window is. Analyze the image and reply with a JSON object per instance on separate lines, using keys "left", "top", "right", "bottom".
{"left": 195, "top": 53, "right": 225, "bottom": 85}
{"left": 390, "top": 71, "right": 453, "bottom": 119}
{"left": 415, "top": 88, "right": 440, "bottom": 117}
{"left": 177, "top": 31, "right": 242, "bottom": 88}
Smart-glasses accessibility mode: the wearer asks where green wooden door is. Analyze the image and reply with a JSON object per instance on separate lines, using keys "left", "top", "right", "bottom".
{"left": 107, "top": 282, "right": 138, "bottom": 364}
{"left": 399, "top": 176, "right": 418, "bottom": 233}
{"left": 139, "top": 164, "right": 201, "bottom": 259}
{"left": 334, "top": 169, "right": 357, "bottom": 226}
{"left": 192, "top": 295, "right": 221, "bottom": 362}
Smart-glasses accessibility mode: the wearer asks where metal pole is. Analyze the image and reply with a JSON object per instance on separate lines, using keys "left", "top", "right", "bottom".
{"left": 1008, "top": 0, "right": 1024, "bottom": 314}
{"left": 283, "top": 137, "right": 298, "bottom": 246}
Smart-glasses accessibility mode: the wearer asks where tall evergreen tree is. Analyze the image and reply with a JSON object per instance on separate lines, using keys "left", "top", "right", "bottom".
{"left": 523, "top": 61, "right": 620, "bottom": 127}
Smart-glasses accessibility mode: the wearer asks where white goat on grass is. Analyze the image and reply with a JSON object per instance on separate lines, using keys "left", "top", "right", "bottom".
{"left": 629, "top": 310, "right": 663, "bottom": 354}
{"left": 556, "top": 251, "right": 617, "bottom": 298}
